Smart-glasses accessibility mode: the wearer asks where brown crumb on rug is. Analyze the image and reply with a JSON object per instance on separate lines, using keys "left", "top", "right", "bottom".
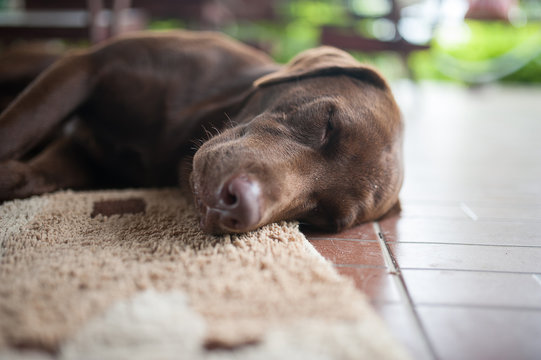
{"left": 90, "top": 198, "right": 146, "bottom": 218}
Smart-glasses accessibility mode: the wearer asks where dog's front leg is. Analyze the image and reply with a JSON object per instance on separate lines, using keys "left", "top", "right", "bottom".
{"left": 0, "top": 52, "right": 93, "bottom": 161}
{"left": 0, "top": 136, "right": 98, "bottom": 202}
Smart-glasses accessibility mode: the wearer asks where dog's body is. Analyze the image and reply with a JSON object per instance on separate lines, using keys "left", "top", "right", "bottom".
{"left": 0, "top": 30, "right": 403, "bottom": 234}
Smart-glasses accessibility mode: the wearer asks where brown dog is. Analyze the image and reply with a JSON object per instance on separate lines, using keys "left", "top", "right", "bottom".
{"left": 0, "top": 30, "right": 403, "bottom": 234}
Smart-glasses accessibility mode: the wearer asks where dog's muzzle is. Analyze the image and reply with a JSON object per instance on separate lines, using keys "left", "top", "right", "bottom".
{"left": 195, "top": 173, "right": 262, "bottom": 234}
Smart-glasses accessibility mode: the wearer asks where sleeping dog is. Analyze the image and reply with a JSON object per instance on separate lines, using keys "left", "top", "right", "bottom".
{"left": 0, "top": 30, "right": 403, "bottom": 234}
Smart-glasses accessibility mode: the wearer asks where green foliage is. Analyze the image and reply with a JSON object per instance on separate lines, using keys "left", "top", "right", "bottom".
{"left": 224, "top": 0, "right": 350, "bottom": 63}
{"left": 408, "top": 51, "right": 452, "bottom": 82}
{"left": 148, "top": 19, "right": 185, "bottom": 31}
{"left": 146, "top": 1, "right": 541, "bottom": 84}
{"left": 409, "top": 20, "right": 541, "bottom": 84}
{"left": 284, "top": 0, "right": 348, "bottom": 26}
{"left": 435, "top": 21, "right": 540, "bottom": 60}
{"left": 352, "top": 51, "right": 408, "bottom": 80}
{"left": 224, "top": 20, "right": 319, "bottom": 63}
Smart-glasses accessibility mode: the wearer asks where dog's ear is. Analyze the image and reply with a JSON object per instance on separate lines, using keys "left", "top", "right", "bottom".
{"left": 254, "top": 46, "right": 389, "bottom": 90}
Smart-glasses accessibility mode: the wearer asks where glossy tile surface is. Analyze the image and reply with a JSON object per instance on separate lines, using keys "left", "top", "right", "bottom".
{"left": 302, "top": 222, "right": 378, "bottom": 240}
{"left": 309, "top": 239, "right": 384, "bottom": 266}
{"left": 304, "top": 83, "right": 541, "bottom": 360}
{"left": 417, "top": 306, "right": 541, "bottom": 360}
{"left": 389, "top": 243, "right": 541, "bottom": 273}
{"left": 402, "top": 270, "right": 541, "bottom": 308}
{"left": 373, "top": 303, "right": 434, "bottom": 360}
{"left": 388, "top": 242, "right": 541, "bottom": 273}
{"left": 380, "top": 216, "right": 541, "bottom": 246}
{"left": 336, "top": 267, "right": 400, "bottom": 303}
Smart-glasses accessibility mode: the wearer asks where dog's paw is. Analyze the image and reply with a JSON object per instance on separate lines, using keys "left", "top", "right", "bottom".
{"left": 0, "top": 160, "right": 28, "bottom": 192}
{"left": 0, "top": 160, "right": 50, "bottom": 202}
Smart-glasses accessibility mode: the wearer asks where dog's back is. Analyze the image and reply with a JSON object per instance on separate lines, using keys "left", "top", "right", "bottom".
{"left": 72, "top": 31, "right": 280, "bottom": 185}
{"left": 0, "top": 31, "right": 279, "bottom": 186}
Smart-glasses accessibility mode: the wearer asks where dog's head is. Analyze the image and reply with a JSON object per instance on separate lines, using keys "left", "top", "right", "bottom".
{"left": 190, "top": 46, "right": 403, "bottom": 234}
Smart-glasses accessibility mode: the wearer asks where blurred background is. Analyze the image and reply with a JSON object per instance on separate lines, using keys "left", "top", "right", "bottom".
{"left": 0, "top": 0, "right": 540, "bottom": 86}
{"left": 1, "top": 4, "right": 540, "bottom": 360}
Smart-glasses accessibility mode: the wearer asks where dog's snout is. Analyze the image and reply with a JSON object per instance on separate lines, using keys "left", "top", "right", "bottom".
{"left": 218, "top": 175, "right": 261, "bottom": 231}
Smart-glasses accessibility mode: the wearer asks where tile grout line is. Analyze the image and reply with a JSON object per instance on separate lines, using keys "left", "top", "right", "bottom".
{"left": 408, "top": 302, "right": 541, "bottom": 311}
{"left": 373, "top": 221, "right": 438, "bottom": 360}
{"left": 397, "top": 267, "right": 541, "bottom": 275}
{"left": 373, "top": 223, "right": 398, "bottom": 271}
{"left": 399, "top": 216, "right": 541, "bottom": 224}
{"left": 384, "top": 241, "right": 541, "bottom": 249}
{"left": 333, "top": 263, "right": 387, "bottom": 269}
{"left": 402, "top": 199, "right": 541, "bottom": 208}
{"left": 308, "top": 238, "right": 379, "bottom": 242}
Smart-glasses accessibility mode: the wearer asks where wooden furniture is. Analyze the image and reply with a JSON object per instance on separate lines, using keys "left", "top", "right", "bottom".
{"left": 320, "top": 1, "right": 429, "bottom": 56}
{"left": 0, "top": 0, "right": 147, "bottom": 44}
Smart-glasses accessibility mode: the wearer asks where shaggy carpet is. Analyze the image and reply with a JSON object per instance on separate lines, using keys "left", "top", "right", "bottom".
{"left": 0, "top": 189, "right": 410, "bottom": 359}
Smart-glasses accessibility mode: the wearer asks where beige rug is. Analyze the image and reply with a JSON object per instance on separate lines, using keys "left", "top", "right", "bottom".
{"left": 0, "top": 189, "right": 410, "bottom": 360}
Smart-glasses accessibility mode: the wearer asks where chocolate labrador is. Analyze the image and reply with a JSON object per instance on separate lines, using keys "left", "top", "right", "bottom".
{"left": 0, "top": 30, "right": 403, "bottom": 234}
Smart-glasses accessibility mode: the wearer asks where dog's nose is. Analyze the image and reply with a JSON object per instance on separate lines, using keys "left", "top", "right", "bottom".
{"left": 218, "top": 175, "right": 261, "bottom": 231}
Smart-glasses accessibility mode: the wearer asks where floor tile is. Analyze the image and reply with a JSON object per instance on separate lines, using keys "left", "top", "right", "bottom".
{"left": 379, "top": 215, "right": 541, "bottom": 247}
{"left": 402, "top": 269, "right": 541, "bottom": 308}
{"left": 400, "top": 180, "right": 541, "bottom": 205}
{"left": 417, "top": 306, "right": 541, "bottom": 360}
{"left": 302, "top": 222, "right": 378, "bottom": 240}
{"left": 399, "top": 201, "right": 541, "bottom": 223}
{"left": 396, "top": 83, "right": 541, "bottom": 206}
{"left": 388, "top": 242, "right": 541, "bottom": 273}
{"left": 335, "top": 267, "right": 401, "bottom": 303}
{"left": 389, "top": 83, "right": 541, "bottom": 360}
{"left": 308, "top": 239, "right": 384, "bottom": 267}
{"left": 372, "top": 303, "right": 434, "bottom": 360}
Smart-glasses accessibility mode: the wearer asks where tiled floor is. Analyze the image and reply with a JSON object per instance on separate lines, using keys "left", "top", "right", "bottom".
{"left": 303, "top": 82, "right": 541, "bottom": 360}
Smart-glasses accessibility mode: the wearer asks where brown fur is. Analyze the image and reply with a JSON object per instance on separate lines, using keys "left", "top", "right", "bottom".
{"left": 0, "top": 42, "right": 64, "bottom": 112}
{"left": 0, "top": 30, "right": 403, "bottom": 234}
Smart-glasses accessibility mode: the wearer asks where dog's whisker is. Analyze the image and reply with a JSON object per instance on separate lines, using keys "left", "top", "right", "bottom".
{"left": 190, "top": 137, "right": 205, "bottom": 150}
{"left": 224, "top": 112, "right": 237, "bottom": 129}
{"left": 200, "top": 125, "right": 214, "bottom": 141}
{"left": 224, "top": 112, "right": 232, "bottom": 124}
